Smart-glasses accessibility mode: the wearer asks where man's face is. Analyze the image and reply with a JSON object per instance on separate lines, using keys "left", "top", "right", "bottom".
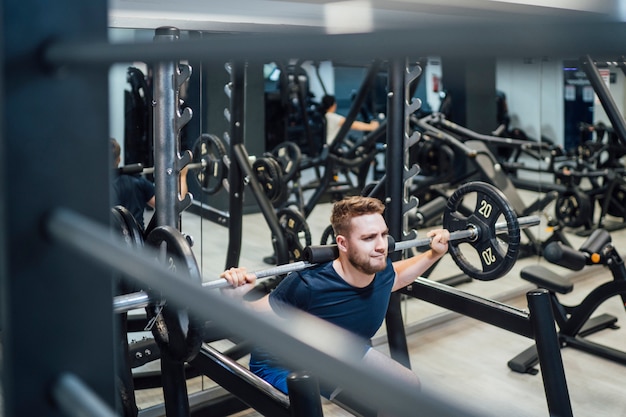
{"left": 344, "top": 213, "right": 389, "bottom": 275}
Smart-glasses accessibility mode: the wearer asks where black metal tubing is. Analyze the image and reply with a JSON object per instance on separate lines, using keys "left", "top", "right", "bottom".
{"left": 231, "top": 144, "right": 289, "bottom": 265}
{"left": 579, "top": 55, "right": 626, "bottom": 148}
{"left": 151, "top": 28, "right": 193, "bottom": 417}
{"left": 303, "top": 155, "right": 337, "bottom": 218}
{"left": 527, "top": 290, "right": 573, "bottom": 417}
{"left": 43, "top": 21, "right": 626, "bottom": 67}
{"left": 435, "top": 115, "right": 553, "bottom": 150}
{"left": 3, "top": 2, "right": 117, "bottom": 415}
{"left": 189, "top": 344, "right": 291, "bottom": 417}
{"left": 402, "top": 279, "right": 572, "bottom": 416}
{"left": 560, "top": 280, "right": 626, "bottom": 336}
{"left": 286, "top": 373, "right": 323, "bottom": 417}
{"left": 402, "top": 278, "right": 534, "bottom": 337}
{"left": 511, "top": 244, "right": 626, "bottom": 373}
{"left": 160, "top": 351, "right": 191, "bottom": 417}
{"left": 225, "top": 61, "right": 246, "bottom": 269}
{"left": 301, "top": 118, "right": 386, "bottom": 219}
{"left": 328, "top": 59, "right": 382, "bottom": 152}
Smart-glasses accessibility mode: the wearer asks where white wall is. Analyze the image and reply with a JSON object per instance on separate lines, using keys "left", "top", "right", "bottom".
{"left": 496, "top": 57, "right": 563, "bottom": 145}
{"left": 302, "top": 60, "right": 334, "bottom": 99}
{"left": 497, "top": 57, "right": 626, "bottom": 148}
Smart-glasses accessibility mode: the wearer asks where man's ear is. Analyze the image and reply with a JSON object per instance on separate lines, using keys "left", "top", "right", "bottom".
{"left": 335, "top": 234, "right": 348, "bottom": 253}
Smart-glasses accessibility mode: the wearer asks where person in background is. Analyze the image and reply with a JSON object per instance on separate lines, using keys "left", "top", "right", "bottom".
{"left": 320, "top": 95, "right": 380, "bottom": 145}
{"left": 111, "top": 138, "right": 188, "bottom": 230}
{"left": 220, "top": 195, "right": 449, "bottom": 405}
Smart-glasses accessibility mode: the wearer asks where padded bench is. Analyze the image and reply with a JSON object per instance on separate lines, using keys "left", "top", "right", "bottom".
{"left": 520, "top": 264, "right": 573, "bottom": 294}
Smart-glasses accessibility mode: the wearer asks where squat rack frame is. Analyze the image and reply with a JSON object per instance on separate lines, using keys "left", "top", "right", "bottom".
{"left": 4, "top": 3, "right": 626, "bottom": 415}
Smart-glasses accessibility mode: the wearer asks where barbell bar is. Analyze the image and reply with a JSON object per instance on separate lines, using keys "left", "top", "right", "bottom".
{"left": 112, "top": 181, "right": 542, "bottom": 312}
{"left": 113, "top": 260, "right": 316, "bottom": 313}
{"left": 164, "top": 214, "right": 540, "bottom": 292}
{"left": 392, "top": 214, "right": 540, "bottom": 253}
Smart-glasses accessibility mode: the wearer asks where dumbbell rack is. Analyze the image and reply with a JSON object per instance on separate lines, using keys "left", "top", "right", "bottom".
{"left": 147, "top": 26, "right": 198, "bottom": 417}
{"left": 383, "top": 58, "right": 424, "bottom": 368}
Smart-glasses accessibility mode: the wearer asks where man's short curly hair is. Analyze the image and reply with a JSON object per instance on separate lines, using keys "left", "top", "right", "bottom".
{"left": 330, "top": 196, "right": 385, "bottom": 237}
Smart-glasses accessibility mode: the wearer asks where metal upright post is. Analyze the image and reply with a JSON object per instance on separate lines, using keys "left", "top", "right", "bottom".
{"left": 153, "top": 26, "right": 193, "bottom": 230}
{"left": 527, "top": 289, "right": 573, "bottom": 417}
{"left": 225, "top": 61, "right": 246, "bottom": 268}
{"left": 286, "top": 372, "right": 324, "bottom": 417}
{"left": 2, "top": 1, "right": 117, "bottom": 415}
{"left": 151, "top": 26, "right": 194, "bottom": 417}
{"left": 384, "top": 58, "right": 411, "bottom": 368}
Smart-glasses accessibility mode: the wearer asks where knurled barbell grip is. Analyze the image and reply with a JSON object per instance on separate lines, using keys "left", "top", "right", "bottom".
{"left": 202, "top": 261, "right": 317, "bottom": 290}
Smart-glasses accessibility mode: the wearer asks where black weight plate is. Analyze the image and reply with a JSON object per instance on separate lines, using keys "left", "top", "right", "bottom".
{"left": 555, "top": 190, "right": 593, "bottom": 228}
{"left": 193, "top": 133, "right": 227, "bottom": 195}
{"left": 271, "top": 141, "right": 302, "bottom": 182}
{"left": 253, "top": 156, "right": 284, "bottom": 204}
{"left": 145, "top": 226, "right": 204, "bottom": 362}
{"left": 111, "top": 206, "right": 144, "bottom": 294}
{"left": 112, "top": 205, "right": 144, "bottom": 247}
{"left": 275, "top": 207, "right": 312, "bottom": 262}
{"left": 443, "top": 181, "right": 520, "bottom": 281}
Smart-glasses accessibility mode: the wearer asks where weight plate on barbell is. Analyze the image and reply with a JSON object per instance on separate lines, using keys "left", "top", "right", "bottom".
{"left": 193, "top": 133, "right": 227, "bottom": 195}
{"left": 145, "top": 226, "right": 204, "bottom": 362}
{"left": 111, "top": 206, "right": 145, "bottom": 295}
{"left": 443, "top": 181, "right": 520, "bottom": 281}
{"left": 111, "top": 205, "right": 145, "bottom": 248}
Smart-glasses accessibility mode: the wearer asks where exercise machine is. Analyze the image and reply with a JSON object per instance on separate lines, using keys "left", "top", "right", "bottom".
{"left": 509, "top": 228, "right": 626, "bottom": 374}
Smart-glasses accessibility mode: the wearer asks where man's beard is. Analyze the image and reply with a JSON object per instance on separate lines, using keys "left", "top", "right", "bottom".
{"left": 347, "top": 248, "right": 387, "bottom": 275}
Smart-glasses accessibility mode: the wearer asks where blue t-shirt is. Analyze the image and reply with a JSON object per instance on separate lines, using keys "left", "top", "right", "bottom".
{"left": 249, "top": 259, "right": 395, "bottom": 395}
{"left": 112, "top": 174, "right": 155, "bottom": 229}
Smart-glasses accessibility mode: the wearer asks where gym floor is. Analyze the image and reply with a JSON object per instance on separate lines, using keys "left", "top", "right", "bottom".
{"left": 133, "top": 174, "right": 626, "bottom": 417}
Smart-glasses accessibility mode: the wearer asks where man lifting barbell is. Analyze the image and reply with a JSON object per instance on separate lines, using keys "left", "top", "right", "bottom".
{"left": 220, "top": 195, "right": 450, "bottom": 401}
{"left": 109, "top": 180, "right": 539, "bottom": 409}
